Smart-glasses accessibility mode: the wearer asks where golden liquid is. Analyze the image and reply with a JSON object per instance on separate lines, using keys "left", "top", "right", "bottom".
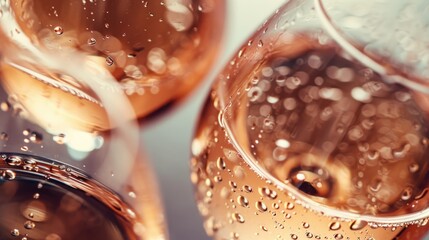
{"left": 0, "top": 153, "right": 151, "bottom": 240}
{"left": 0, "top": 0, "right": 225, "bottom": 131}
{"left": 191, "top": 35, "right": 429, "bottom": 239}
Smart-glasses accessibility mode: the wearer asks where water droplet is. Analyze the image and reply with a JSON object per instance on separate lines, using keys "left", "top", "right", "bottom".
{"left": 401, "top": 186, "right": 413, "bottom": 201}
{"left": 37, "top": 183, "right": 43, "bottom": 189}
{"left": 53, "top": 134, "right": 66, "bottom": 144}
{"left": 21, "top": 146, "right": 29, "bottom": 152}
{"left": 369, "top": 178, "right": 382, "bottom": 192}
{"left": 105, "top": 23, "right": 110, "bottom": 28}
{"left": 350, "top": 220, "right": 367, "bottom": 230}
{"left": 22, "top": 129, "right": 30, "bottom": 136}
{"left": 54, "top": 26, "right": 63, "bottom": 35}
{"left": 306, "top": 232, "right": 313, "bottom": 238}
{"left": 0, "top": 132, "right": 8, "bottom": 141}
{"left": 213, "top": 176, "right": 222, "bottom": 183}
{"left": 6, "top": 156, "right": 22, "bottom": 166}
{"left": 257, "top": 40, "right": 264, "bottom": 47}
{"left": 329, "top": 221, "right": 341, "bottom": 230}
{"left": 33, "top": 193, "right": 40, "bottom": 199}
{"left": 303, "top": 222, "right": 310, "bottom": 228}
{"left": 290, "top": 234, "right": 298, "bottom": 239}
{"left": 205, "top": 179, "right": 214, "bottom": 188}
{"left": 409, "top": 162, "right": 419, "bottom": 173}
{"left": 237, "top": 196, "right": 249, "bottom": 207}
{"left": 232, "top": 213, "right": 245, "bottom": 223}
{"left": 28, "top": 212, "right": 34, "bottom": 218}
{"left": 11, "top": 229, "right": 19, "bottom": 236}
{"left": 334, "top": 233, "right": 343, "bottom": 239}
{"left": 256, "top": 201, "right": 268, "bottom": 212}
{"left": 243, "top": 185, "right": 252, "bottom": 193}
{"left": 2, "top": 169, "right": 16, "bottom": 180}
{"left": 258, "top": 187, "right": 277, "bottom": 199}
{"left": 393, "top": 143, "right": 411, "bottom": 159}
{"left": 24, "top": 221, "right": 35, "bottom": 229}
{"left": 106, "top": 56, "right": 114, "bottom": 66}
{"left": 229, "top": 181, "right": 237, "bottom": 189}
{"left": 286, "top": 202, "right": 295, "bottom": 210}
{"left": 128, "top": 191, "right": 136, "bottom": 198}
{"left": 0, "top": 97, "right": 11, "bottom": 110}
{"left": 29, "top": 132, "right": 43, "bottom": 144}
{"left": 86, "top": 37, "right": 97, "bottom": 46}
{"left": 216, "top": 157, "right": 225, "bottom": 170}
{"left": 415, "top": 188, "right": 428, "bottom": 200}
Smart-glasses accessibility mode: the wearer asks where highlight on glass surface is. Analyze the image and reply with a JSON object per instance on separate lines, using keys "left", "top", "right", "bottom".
{"left": 0, "top": 0, "right": 225, "bottom": 129}
{"left": 191, "top": 0, "right": 429, "bottom": 239}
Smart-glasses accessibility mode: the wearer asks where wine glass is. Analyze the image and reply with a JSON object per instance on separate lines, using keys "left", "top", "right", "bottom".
{"left": 0, "top": 0, "right": 226, "bottom": 129}
{"left": 0, "top": 55, "right": 168, "bottom": 239}
{"left": 191, "top": 0, "right": 429, "bottom": 239}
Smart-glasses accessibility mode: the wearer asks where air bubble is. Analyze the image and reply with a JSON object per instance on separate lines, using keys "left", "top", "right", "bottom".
{"left": 33, "top": 193, "right": 40, "bottom": 199}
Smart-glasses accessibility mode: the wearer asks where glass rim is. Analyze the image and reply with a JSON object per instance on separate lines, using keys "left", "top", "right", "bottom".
{"left": 315, "top": 0, "right": 429, "bottom": 95}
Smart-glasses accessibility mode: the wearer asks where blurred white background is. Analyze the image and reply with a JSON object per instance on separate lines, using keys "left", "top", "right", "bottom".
{"left": 141, "top": 1, "right": 284, "bottom": 239}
